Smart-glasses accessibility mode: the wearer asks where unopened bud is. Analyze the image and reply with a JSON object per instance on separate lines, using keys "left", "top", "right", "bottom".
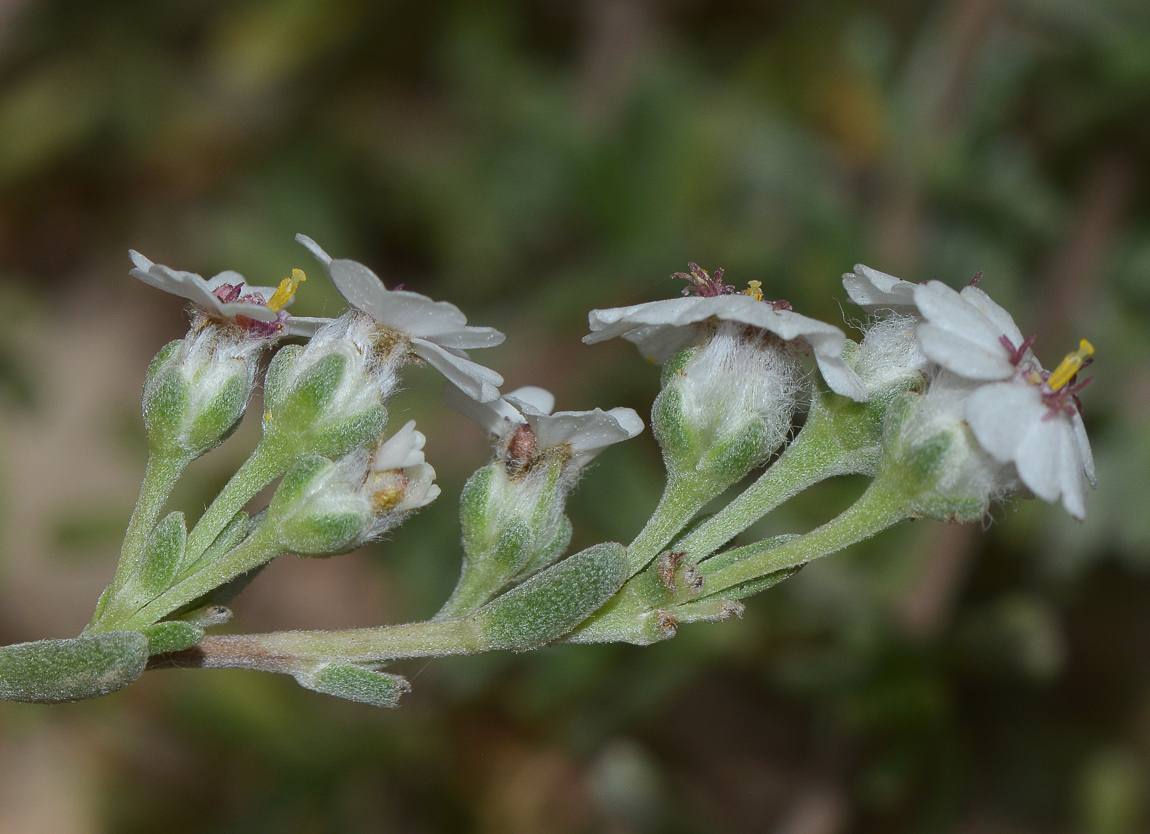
{"left": 143, "top": 327, "right": 259, "bottom": 458}
{"left": 266, "top": 422, "right": 439, "bottom": 557}
{"left": 262, "top": 313, "right": 396, "bottom": 459}
{"left": 652, "top": 322, "right": 803, "bottom": 486}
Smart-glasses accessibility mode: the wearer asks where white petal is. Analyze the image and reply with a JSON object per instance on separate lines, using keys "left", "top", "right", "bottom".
{"left": 1013, "top": 416, "right": 1064, "bottom": 504}
{"left": 442, "top": 383, "right": 524, "bottom": 434}
{"left": 965, "top": 382, "right": 1046, "bottom": 462}
{"left": 504, "top": 386, "right": 555, "bottom": 416}
{"left": 842, "top": 264, "right": 918, "bottom": 312}
{"left": 523, "top": 406, "right": 645, "bottom": 466}
{"left": 1057, "top": 424, "right": 1089, "bottom": 521}
{"left": 1070, "top": 413, "right": 1097, "bottom": 488}
{"left": 412, "top": 338, "right": 503, "bottom": 402}
{"left": 914, "top": 281, "right": 1009, "bottom": 357}
{"left": 284, "top": 316, "right": 334, "bottom": 337}
{"left": 586, "top": 294, "right": 860, "bottom": 396}
{"left": 607, "top": 407, "right": 645, "bottom": 438}
{"left": 129, "top": 254, "right": 278, "bottom": 322}
{"left": 299, "top": 236, "right": 504, "bottom": 350}
{"left": 295, "top": 233, "right": 333, "bottom": 265}
{"left": 916, "top": 322, "right": 1015, "bottom": 380}
{"left": 373, "top": 420, "right": 427, "bottom": 470}
{"left": 397, "top": 462, "right": 440, "bottom": 511}
{"left": 959, "top": 286, "right": 1026, "bottom": 348}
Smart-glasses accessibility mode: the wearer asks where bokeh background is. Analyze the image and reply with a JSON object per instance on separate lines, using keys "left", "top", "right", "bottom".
{"left": 0, "top": 0, "right": 1148, "bottom": 831}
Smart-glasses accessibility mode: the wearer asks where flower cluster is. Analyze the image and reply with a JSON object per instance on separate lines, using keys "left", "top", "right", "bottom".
{"left": 0, "top": 244, "right": 1097, "bottom": 710}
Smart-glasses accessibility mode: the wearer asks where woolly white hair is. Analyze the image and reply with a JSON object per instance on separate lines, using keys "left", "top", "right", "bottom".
{"left": 677, "top": 321, "right": 805, "bottom": 459}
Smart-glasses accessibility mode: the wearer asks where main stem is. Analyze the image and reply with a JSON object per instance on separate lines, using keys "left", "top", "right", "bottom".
{"left": 689, "top": 477, "right": 911, "bottom": 601}
{"left": 155, "top": 618, "right": 485, "bottom": 674}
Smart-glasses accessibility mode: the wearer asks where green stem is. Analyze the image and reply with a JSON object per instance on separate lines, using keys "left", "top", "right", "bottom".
{"left": 435, "top": 566, "right": 498, "bottom": 620}
{"left": 111, "top": 451, "right": 190, "bottom": 591}
{"left": 183, "top": 436, "right": 290, "bottom": 569}
{"left": 115, "top": 524, "right": 283, "bottom": 631}
{"left": 689, "top": 476, "right": 911, "bottom": 602}
{"left": 676, "top": 408, "right": 865, "bottom": 562}
{"left": 159, "top": 619, "right": 486, "bottom": 674}
{"left": 626, "top": 474, "right": 714, "bottom": 577}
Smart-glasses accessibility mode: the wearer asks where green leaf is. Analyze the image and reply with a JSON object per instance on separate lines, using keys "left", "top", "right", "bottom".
{"left": 132, "top": 511, "right": 186, "bottom": 601}
{"left": 478, "top": 542, "right": 627, "bottom": 651}
{"left": 0, "top": 632, "right": 148, "bottom": 703}
{"left": 295, "top": 663, "right": 410, "bottom": 708}
{"left": 142, "top": 621, "right": 205, "bottom": 655}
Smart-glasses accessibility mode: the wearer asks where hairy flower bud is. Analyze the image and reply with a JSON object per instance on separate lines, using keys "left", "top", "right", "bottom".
{"left": 262, "top": 312, "right": 398, "bottom": 459}
{"left": 142, "top": 326, "right": 260, "bottom": 458}
{"left": 263, "top": 422, "right": 439, "bottom": 557}
{"left": 653, "top": 321, "right": 802, "bottom": 484}
{"left": 885, "top": 373, "right": 1020, "bottom": 522}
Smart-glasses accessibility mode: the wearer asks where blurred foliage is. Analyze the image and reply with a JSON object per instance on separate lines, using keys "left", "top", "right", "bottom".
{"left": 2, "top": 0, "right": 1150, "bottom": 831}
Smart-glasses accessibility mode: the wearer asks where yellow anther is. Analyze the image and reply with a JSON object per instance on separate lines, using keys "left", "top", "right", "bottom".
{"left": 266, "top": 268, "right": 306, "bottom": 312}
{"left": 744, "top": 280, "right": 764, "bottom": 302}
{"left": 1046, "top": 339, "right": 1094, "bottom": 391}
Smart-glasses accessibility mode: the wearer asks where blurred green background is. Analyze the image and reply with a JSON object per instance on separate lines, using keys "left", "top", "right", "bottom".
{"left": 1, "top": 0, "right": 1149, "bottom": 831}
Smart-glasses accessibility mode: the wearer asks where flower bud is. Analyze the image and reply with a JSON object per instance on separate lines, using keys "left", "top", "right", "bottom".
{"left": 884, "top": 374, "right": 1020, "bottom": 522}
{"left": 142, "top": 326, "right": 260, "bottom": 458}
{"left": 266, "top": 457, "right": 373, "bottom": 556}
{"left": 264, "top": 422, "right": 439, "bottom": 557}
{"left": 457, "top": 458, "right": 574, "bottom": 589}
{"left": 262, "top": 312, "right": 398, "bottom": 460}
{"left": 652, "top": 321, "right": 800, "bottom": 485}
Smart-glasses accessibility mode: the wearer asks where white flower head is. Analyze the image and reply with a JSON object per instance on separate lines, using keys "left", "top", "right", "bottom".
{"left": 129, "top": 250, "right": 324, "bottom": 338}
{"left": 585, "top": 263, "right": 866, "bottom": 402}
{"left": 296, "top": 234, "right": 505, "bottom": 402}
{"left": 843, "top": 267, "right": 1097, "bottom": 520}
{"left": 443, "top": 383, "right": 644, "bottom": 471}
{"left": 911, "top": 279, "right": 1096, "bottom": 520}
{"left": 365, "top": 420, "right": 441, "bottom": 520}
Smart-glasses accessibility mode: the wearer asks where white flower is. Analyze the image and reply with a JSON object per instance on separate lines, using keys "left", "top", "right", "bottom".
{"left": 964, "top": 382, "right": 1094, "bottom": 520}
{"left": 366, "top": 421, "right": 441, "bottom": 515}
{"left": 912, "top": 279, "right": 1095, "bottom": 519}
{"left": 842, "top": 264, "right": 919, "bottom": 314}
{"left": 585, "top": 284, "right": 866, "bottom": 402}
{"left": 443, "top": 384, "right": 644, "bottom": 470}
{"left": 129, "top": 250, "right": 329, "bottom": 338}
{"left": 296, "top": 234, "right": 505, "bottom": 402}
{"left": 896, "top": 371, "right": 1021, "bottom": 507}
{"left": 845, "top": 269, "right": 1097, "bottom": 519}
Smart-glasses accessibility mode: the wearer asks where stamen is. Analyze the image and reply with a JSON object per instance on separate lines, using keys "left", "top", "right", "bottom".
{"left": 744, "top": 280, "right": 763, "bottom": 301}
{"left": 266, "top": 268, "right": 307, "bottom": 312}
{"left": 1047, "top": 339, "right": 1094, "bottom": 392}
